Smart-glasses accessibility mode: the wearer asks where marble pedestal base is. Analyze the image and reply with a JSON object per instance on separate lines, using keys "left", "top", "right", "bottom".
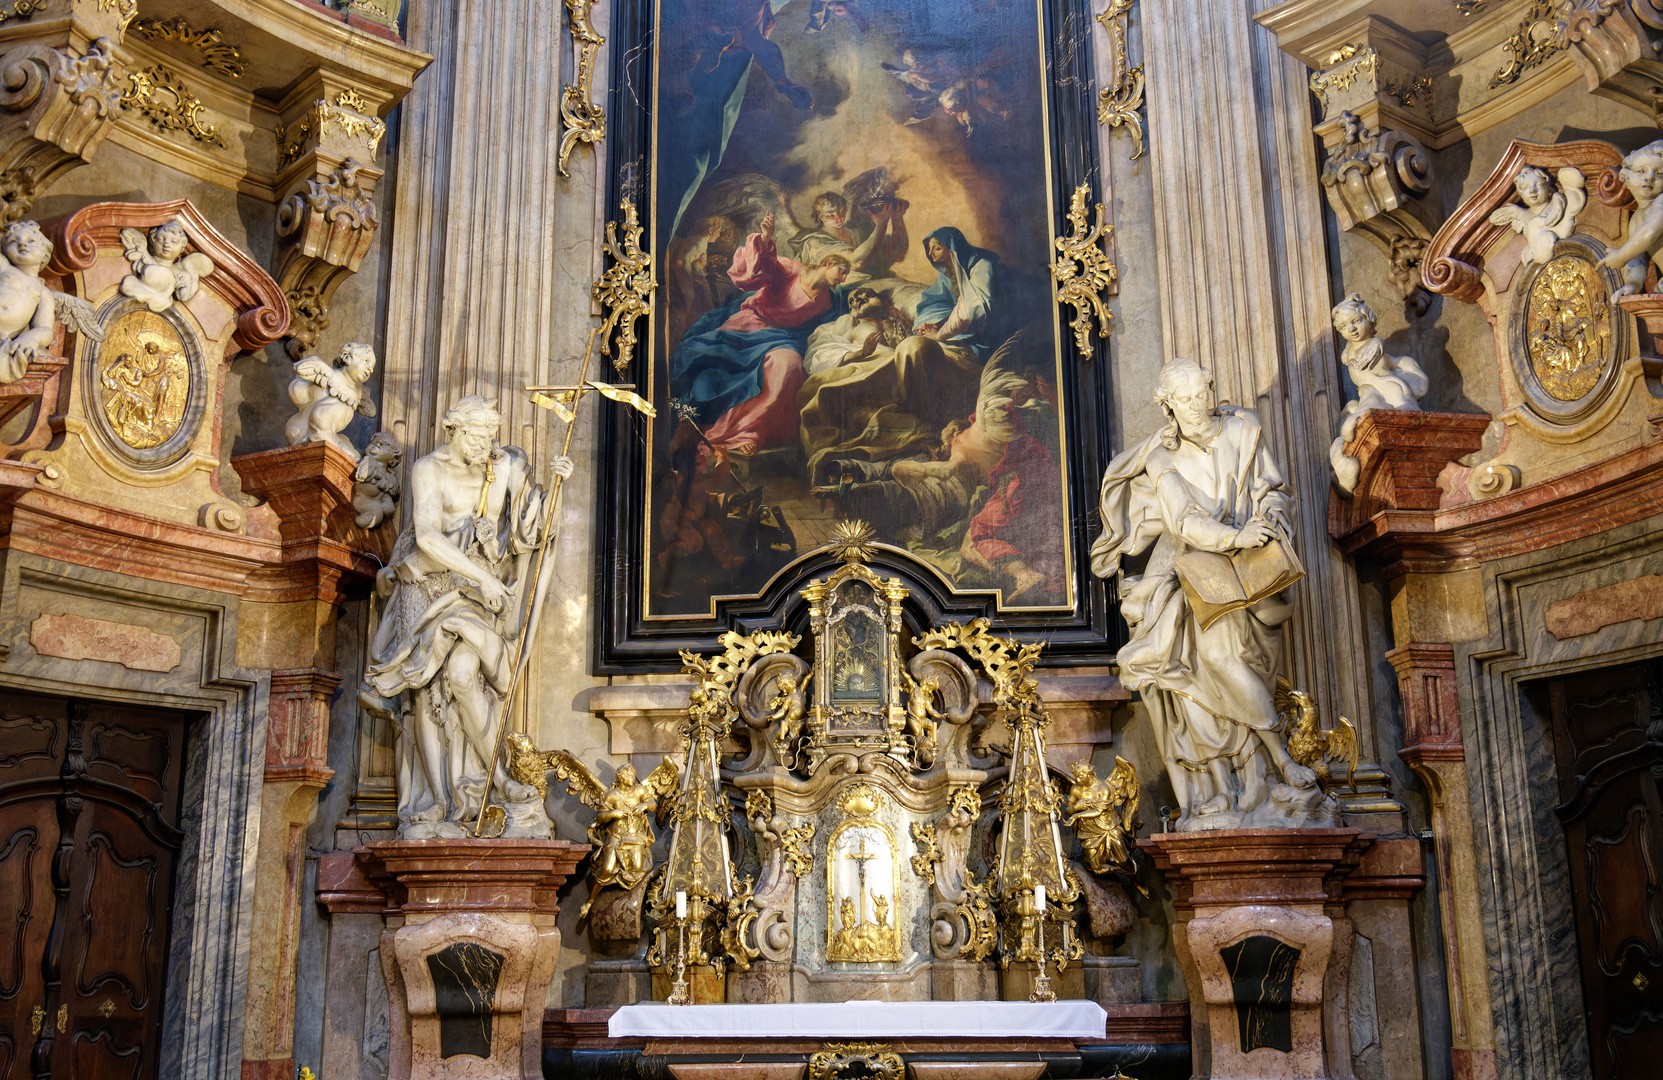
{"left": 650, "top": 963, "right": 726, "bottom": 1004}
{"left": 1141, "top": 829, "right": 1374, "bottom": 1080}
{"left": 932, "top": 958, "right": 998, "bottom": 1001}
{"left": 584, "top": 958, "right": 652, "bottom": 1007}
{"left": 358, "top": 838, "right": 589, "bottom": 1080}
{"left": 726, "top": 959, "right": 792, "bottom": 1003}
{"left": 999, "top": 960, "right": 1086, "bottom": 1002}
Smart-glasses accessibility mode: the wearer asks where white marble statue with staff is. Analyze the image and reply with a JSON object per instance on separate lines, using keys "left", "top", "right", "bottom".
{"left": 1089, "top": 358, "right": 1338, "bottom": 831}
{"left": 360, "top": 395, "right": 573, "bottom": 838}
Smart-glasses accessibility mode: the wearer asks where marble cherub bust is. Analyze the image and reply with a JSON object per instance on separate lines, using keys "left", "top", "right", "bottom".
{"left": 1601, "top": 139, "right": 1663, "bottom": 297}
{"left": 286, "top": 342, "right": 379, "bottom": 461}
{"left": 0, "top": 220, "right": 102, "bottom": 384}
{"left": 1328, "top": 293, "right": 1429, "bottom": 493}
{"left": 1489, "top": 164, "right": 1586, "bottom": 269}
{"left": 120, "top": 220, "right": 214, "bottom": 313}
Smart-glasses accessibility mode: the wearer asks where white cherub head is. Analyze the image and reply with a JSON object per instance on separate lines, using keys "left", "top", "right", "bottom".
{"left": 339, "top": 341, "right": 376, "bottom": 384}
{"left": 1618, "top": 140, "right": 1663, "bottom": 208}
{"left": 2, "top": 220, "right": 51, "bottom": 274}
{"left": 1513, "top": 166, "right": 1554, "bottom": 209}
{"left": 1331, "top": 293, "right": 1378, "bottom": 344}
{"left": 149, "top": 220, "right": 189, "bottom": 263}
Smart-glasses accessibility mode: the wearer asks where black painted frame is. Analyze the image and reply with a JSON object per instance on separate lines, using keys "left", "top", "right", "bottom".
{"left": 593, "top": 0, "right": 1120, "bottom": 672}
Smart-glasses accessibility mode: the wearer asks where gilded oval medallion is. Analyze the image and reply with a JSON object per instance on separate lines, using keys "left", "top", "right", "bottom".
{"left": 96, "top": 309, "right": 193, "bottom": 450}
{"left": 1525, "top": 254, "right": 1611, "bottom": 402}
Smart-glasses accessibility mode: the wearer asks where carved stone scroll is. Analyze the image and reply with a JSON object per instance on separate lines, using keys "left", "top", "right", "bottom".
{"left": 275, "top": 156, "right": 383, "bottom": 358}
{"left": 0, "top": 36, "right": 126, "bottom": 223}
{"left": 1319, "top": 111, "right": 1437, "bottom": 311}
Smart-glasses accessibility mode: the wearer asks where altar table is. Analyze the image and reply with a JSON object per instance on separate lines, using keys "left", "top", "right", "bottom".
{"left": 544, "top": 1001, "right": 1191, "bottom": 1079}
{"left": 608, "top": 1000, "right": 1109, "bottom": 1039}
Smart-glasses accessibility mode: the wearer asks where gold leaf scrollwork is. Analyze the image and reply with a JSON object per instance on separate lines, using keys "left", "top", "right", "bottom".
{"left": 781, "top": 820, "right": 815, "bottom": 879}
{"left": 1050, "top": 181, "right": 1117, "bottom": 360}
{"left": 131, "top": 16, "right": 248, "bottom": 79}
{"left": 1095, "top": 0, "right": 1145, "bottom": 159}
{"left": 1488, "top": 1, "right": 1563, "bottom": 90}
{"left": 558, "top": 0, "right": 606, "bottom": 176}
{"left": 593, "top": 198, "right": 657, "bottom": 376}
{"left": 0, "top": 0, "right": 46, "bottom": 26}
{"left": 807, "top": 1042, "right": 905, "bottom": 1080}
{"left": 96, "top": 0, "right": 138, "bottom": 32}
{"left": 121, "top": 65, "right": 226, "bottom": 148}
{"left": 910, "top": 820, "right": 941, "bottom": 884}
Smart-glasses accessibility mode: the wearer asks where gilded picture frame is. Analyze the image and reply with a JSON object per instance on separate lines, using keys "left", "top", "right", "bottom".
{"left": 594, "top": 0, "right": 1118, "bottom": 670}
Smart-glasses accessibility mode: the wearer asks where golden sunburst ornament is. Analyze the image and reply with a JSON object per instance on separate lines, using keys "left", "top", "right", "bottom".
{"left": 827, "top": 519, "right": 878, "bottom": 563}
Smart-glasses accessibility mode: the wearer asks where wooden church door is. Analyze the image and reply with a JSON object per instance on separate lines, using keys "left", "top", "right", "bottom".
{"left": 1539, "top": 658, "right": 1663, "bottom": 1079}
{"left": 0, "top": 693, "right": 189, "bottom": 1080}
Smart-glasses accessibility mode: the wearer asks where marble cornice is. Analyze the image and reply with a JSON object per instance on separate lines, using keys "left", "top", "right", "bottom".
{"left": 0, "top": 471, "right": 378, "bottom": 603}
{"left": 1335, "top": 438, "right": 1663, "bottom": 576}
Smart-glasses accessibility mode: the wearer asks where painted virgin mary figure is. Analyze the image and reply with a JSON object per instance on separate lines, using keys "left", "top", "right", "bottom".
{"left": 889, "top": 226, "right": 1031, "bottom": 427}
{"left": 1090, "top": 359, "right": 1327, "bottom": 830}
{"left": 668, "top": 212, "right": 850, "bottom": 456}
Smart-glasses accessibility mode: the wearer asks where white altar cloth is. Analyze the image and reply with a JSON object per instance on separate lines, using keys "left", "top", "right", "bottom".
{"left": 608, "top": 1000, "right": 1108, "bottom": 1039}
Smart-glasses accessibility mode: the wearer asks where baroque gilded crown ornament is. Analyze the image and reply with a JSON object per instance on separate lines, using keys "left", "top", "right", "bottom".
{"left": 1050, "top": 181, "right": 1117, "bottom": 360}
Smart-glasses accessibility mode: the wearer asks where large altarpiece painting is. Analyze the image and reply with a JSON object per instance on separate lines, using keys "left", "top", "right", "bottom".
{"left": 595, "top": 0, "right": 1116, "bottom": 669}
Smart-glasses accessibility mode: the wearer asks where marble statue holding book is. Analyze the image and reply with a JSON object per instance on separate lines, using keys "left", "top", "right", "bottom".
{"left": 1090, "top": 358, "right": 1340, "bottom": 831}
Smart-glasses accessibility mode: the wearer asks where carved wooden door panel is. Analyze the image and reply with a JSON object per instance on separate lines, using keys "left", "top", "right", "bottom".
{"left": 0, "top": 694, "right": 187, "bottom": 1080}
{"left": 1542, "top": 659, "right": 1663, "bottom": 1080}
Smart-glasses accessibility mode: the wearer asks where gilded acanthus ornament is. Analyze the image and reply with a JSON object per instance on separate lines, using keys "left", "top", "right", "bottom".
{"left": 130, "top": 17, "right": 247, "bottom": 79}
{"left": 524, "top": 739, "right": 680, "bottom": 915}
{"left": 1049, "top": 181, "right": 1117, "bottom": 359}
{"left": 1064, "top": 756, "right": 1140, "bottom": 878}
{"left": 592, "top": 198, "right": 656, "bottom": 375}
{"left": 120, "top": 65, "right": 225, "bottom": 148}
{"left": 807, "top": 1044, "right": 904, "bottom": 1080}
{"left": 1095, "top": 0, "right": 1146, "bottom": 160}
{"left": 1489, "top": 1, "right": 1564, "bottom": 89}
{"left": 558, "top": 0, "right": 606, "bottom": 177}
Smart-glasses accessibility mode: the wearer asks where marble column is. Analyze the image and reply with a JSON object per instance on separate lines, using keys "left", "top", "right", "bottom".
{"left": 1139, "top": 0, "right": 1384, "bottom": 805}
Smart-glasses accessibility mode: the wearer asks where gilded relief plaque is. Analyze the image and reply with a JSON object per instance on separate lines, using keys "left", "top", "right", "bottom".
{"left": 96, "top": 309, "right": 194, "bottom": 450}
{"left": 1525, "top": 254, "right": 1611, "bottom": 403}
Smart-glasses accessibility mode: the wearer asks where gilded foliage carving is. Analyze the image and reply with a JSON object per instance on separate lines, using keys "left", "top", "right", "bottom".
{"left": 121, "top": 65, "right": 224, "bottom": 148}
{"left": 1050, "top": 181, "right": 1117, "bottom": 359}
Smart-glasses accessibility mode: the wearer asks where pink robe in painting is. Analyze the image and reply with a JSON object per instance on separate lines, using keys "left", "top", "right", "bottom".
{"left": 702, "top": 234, "right": 830, "bottom": 454}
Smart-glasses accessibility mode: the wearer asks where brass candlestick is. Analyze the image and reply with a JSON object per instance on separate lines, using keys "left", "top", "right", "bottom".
{"left": 1030, "top": 908, "right": 1056, "bottom": 1003}
{"left": 667, "top": 913, "right": 691, "bottom": 1005}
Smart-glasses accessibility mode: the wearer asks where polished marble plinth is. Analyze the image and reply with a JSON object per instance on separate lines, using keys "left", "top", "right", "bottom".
{"left": 358, "top": 839, "right": 589, "bottom": 1080}
{"left": 1141, "top": 829, "right": 1376, "bottom": 1080}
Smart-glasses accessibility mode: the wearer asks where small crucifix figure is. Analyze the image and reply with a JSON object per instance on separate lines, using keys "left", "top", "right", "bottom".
{"left": 844, "top": 833, "right": 879, "bottom": 924}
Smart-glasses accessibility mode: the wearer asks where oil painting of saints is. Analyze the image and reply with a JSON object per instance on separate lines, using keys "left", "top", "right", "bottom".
{"left": 646, "top": 0, "right": 1073, "bottom": 617}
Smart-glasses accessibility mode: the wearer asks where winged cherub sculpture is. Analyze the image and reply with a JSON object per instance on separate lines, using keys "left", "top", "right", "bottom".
{"left": 286, "top": 342, "right": 379, "bottom": 461}
{"left": 1064, "top": 756, "right": 1141, "bottom": 878}
{"left": 1488, "top": 165, "right": 1585, "bottom": 269}
{"left": 0, "top": 220, "right": 104, "bottom": 384}
{"left": 767, "top": 669, "right": 812, "bottom": 767}
{"left": 120, "top": 220, "right": 214, "bottom": 313}
{"left": 509, "top": 733, "right": 680, "bottom": 916}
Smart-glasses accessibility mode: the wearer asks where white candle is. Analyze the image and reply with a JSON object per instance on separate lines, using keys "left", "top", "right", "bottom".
{"left": 675, "top": 890, "right": 687, "bottom": 919}
{"left": 1034, "top": 884, "right": 1046, "bottom": 911}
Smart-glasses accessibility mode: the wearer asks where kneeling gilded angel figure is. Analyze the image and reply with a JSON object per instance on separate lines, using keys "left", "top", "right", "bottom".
{"left": 539, "top": 747, "right": 679, "bottom": 915}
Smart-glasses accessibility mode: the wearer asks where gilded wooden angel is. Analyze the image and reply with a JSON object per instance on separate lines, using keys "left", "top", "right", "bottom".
{"left": 900, "top": 670, "right": 946, "bottom": 767}
{"left": 767, "top": 669, "right": 812, "bottom": 765}
{"left": 508, "top": 734, "right": 679, "bottom": 914}
{"left": 1064, "top": 756, "right": 1140, "bottom": 877}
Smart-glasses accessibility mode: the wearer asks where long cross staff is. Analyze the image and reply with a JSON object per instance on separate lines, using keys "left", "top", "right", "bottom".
{"left": 470, "top": 327, "right": 655, "bottom": 836}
